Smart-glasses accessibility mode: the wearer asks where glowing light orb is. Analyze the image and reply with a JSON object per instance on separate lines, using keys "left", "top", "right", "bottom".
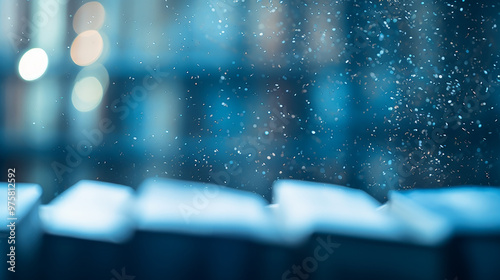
{"left": 70, "top": 30, "right": 103, "bottom": 66}
{"left": 76, "top": 63, "right": 110, "bottom": 92}
{"left": 72, "top": 76, "right": 104, "bottom": 112}
{"left": 73, "top": 2, "right": 106, "bottom": 34}
{"left": 18, "top": 48, "right": 49, "bottom": 81}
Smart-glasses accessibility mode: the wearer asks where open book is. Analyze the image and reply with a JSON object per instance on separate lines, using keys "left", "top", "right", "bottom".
{"left": 0, "top": 183, "right": 43, "bottom": 280}
{"left": 3, "top": 179, "right": 499, "bottom": 280}
{"left": 387, "top": 186, "right": 500, "bottom": 280}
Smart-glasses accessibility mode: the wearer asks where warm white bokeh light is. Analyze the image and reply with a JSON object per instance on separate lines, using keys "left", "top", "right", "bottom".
{"left": 70, "top": 30, "right": 104, "bottom": 66}
{"left": 73, "top": 1, "right": 106, "bottom": 34}
{"left": 18, "top": 48, "right": 49, "bottom": 81}
{"left": 72, "top": 76, "right": 104, "bottom": 112}
{"left": 76, "top": 63, "right": 110, "bottom": 92}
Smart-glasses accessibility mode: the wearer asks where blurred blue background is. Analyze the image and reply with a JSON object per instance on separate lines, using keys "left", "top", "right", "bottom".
{"left": 1, "top": 0, "right": 500, "bottom": 203}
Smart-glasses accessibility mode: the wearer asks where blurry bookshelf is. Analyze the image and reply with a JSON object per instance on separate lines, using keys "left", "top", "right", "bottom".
{"left": 1, "top": 0, "right": 499, "bottom": 204}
